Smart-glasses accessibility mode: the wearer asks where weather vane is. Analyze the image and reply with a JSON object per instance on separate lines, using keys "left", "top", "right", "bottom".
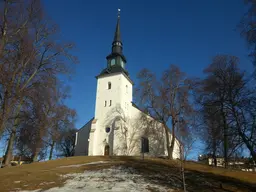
{"left": 118, "top": 8, "right": 121, "bottom": 17}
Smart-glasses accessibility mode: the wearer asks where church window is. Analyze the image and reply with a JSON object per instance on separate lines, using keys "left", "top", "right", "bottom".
{"left": 111, "top": 59, "right": 115, "bottom": 66}
{"left": 126, "top": 85, "right": 128, "bottom": 93}
{"left": 121, "top": 60, "right": 125, "bottom": 68}
{"left": 109, "top": 100, "right": 112, "bottom": 106}
{"left": 104, "top": 101, "right": 107, "bottom": 107}
{"left": 105, "top": 127, "right": 111, "bottom": 133}
{"left": 108, "top": 82, "right": 111, "bottom": 89}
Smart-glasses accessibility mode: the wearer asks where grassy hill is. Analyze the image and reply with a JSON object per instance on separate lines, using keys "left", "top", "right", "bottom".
{"left": 0, "top": 156, "right": 255, "bottom": 192}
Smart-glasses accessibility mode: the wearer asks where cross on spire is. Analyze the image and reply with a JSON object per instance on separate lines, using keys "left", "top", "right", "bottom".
{"left": 118, "top": 8, "right": 121, "bottom": 18}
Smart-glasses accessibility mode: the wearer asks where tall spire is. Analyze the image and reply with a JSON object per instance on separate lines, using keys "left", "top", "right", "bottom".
{"left": 111, "top": 8, "right": 123, "bottom": 54}
{"left": 101, "top": 8, "right": 128, "bottom": 78}
{"left": 113, "top": 9, "right": 121, "bottom": 42}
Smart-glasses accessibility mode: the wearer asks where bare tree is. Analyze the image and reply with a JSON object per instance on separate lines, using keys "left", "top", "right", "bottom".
{"left": 201, "top": 106, "right": 223, "bottom": 166}
{"left": 47, "top": 105, "right": 76, "bottom": 160}
{"left": 135, "top": 65, "right": 195, "bottom": 159}
{"left": 240, "top": 0, "right": 256, "bottom": 77}
{"left": 0, "top": 0, "right": 77, "bottom": 166}
{"left": 0, "top": 0, "right": 77, "bottom": 137}
{"left": 198, "top": 55, "right": 256, "bottom": 165}
{"left": 56, "top": 128, "right": 76, "bottom": 158}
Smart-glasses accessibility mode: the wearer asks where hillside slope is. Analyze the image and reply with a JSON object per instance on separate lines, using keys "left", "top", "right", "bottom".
{"left": 0, "top": 156, "right": 255, "bottom": 192}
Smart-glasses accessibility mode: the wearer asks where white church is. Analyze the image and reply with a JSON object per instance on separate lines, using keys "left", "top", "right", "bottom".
{"left": 74, "top": 11, "right": 181, "bottom": 158}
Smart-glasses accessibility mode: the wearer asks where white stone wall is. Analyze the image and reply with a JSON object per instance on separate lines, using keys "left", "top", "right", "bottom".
{"left": 130, "top": 106, "right": 181, "bottom": 159}
{"left": 92, "top": 73, "right": 133, "bottom": 156}
{"left": 88, "top": 122, "right": 96, "bottom": 156}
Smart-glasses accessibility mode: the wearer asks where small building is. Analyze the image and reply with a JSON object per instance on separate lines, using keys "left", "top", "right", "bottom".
{"left": 10, "top": 156, "right": 32, "bottom": 166}
{"left": 198, "top": 154, "right": 256, "bottom": 171}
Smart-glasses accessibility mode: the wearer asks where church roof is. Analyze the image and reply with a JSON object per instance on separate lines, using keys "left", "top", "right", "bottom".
{"left": 77, "top": 117, "right": 94, "bottom": 132}
{"left": 97, "top": 65, "right": 128, "bottom": 77}
{"left": 96, "top": 66, "right": 134, "bottom": 85}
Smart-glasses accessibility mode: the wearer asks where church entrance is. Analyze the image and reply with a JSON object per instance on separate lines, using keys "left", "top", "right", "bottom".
{"left": 104, "top": 145, "right": 110, "bottom": 156}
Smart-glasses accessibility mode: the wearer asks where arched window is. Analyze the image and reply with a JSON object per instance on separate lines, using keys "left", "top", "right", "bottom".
{"left": 126, "top": 85, "right": 128, "bottom": 93}
{"left": 108, "top": 82, "right": 111, "bottom": 89}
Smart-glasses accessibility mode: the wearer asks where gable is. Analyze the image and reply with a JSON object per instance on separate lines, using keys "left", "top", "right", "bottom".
{"left": 77, "top": 117, "right": 94, "bottom": 133}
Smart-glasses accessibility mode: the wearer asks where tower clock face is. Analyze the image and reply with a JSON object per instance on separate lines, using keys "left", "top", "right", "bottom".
{"left": 111, "top": 59, "right": 115, "bottom": 66}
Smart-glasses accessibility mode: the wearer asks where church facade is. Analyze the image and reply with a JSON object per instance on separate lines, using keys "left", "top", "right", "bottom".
{"left": 74, "top": 12, "right": 181, "bottom": 158}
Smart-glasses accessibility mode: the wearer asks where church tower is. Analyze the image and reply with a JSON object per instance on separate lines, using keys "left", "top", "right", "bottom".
{"left": 89, "top": 9, "right": 133, "bottom": 156}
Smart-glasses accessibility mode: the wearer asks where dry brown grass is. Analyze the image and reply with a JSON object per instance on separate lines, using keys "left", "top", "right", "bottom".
{"left": 0, "top": 156, "right": 115, "bottom": 192}
{"left": 183, "top": 160, "right": 256, "bottom": 184}
{"left": 0, "top": 156, "right": 255, "bottom": 192}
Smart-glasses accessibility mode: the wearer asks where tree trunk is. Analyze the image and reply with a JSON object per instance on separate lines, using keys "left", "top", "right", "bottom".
{"left": 220, "top": 104, "right": 228, "bottom": 168}
{"left": 169, "top": 119, "right": 176, "bottom": 159}
{"left": 179, "top": 143, "right": 186, "bottom": 192}
{"left": 3, "top": 129, "right": 16, "bottom": 166}
{"left": 32, "top": 148, "right": 40, "bottom": 162}
{"left": 0, "top": 91, "right": 9, "bottom": 137}
{"left": 213, "top": 153, "right": 217, "bottom": 167}
{"left": 164, "top": 124, "right": 171, "bottom": 159}
{"left": 32, "top": 126, "right": 43, "bottom": 162}
{"left": 0, "top": 120, "right": 6, "bottom": 138}
{"left": 213, "top": 140, "right": 217, "bottom": 166}
{"left": 2, "top": 102, "right": 22, "bottom": 166}
{"left": 49, "top": 141, "right": 55, "bottom": 160}
{"left": 0, "top": 0, "right": 9, "bottom": 58}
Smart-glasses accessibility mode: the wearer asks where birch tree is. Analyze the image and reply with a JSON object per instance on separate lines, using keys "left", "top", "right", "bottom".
{"left": 0, "top": 0, "right": 77, "bottom": 166}
{"left": 0, "top": 0, "right": 77, "bottom": 137}
{"left": 136, "top": 65, "right": 195, "bottom": 159}
{"left": 198, "top": 55, "right": 256, "bottom": 165}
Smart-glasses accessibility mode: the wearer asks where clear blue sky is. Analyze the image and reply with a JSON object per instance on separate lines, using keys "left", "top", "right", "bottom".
{"left": 41, "top": 0, "right": 252, "bottom": 159}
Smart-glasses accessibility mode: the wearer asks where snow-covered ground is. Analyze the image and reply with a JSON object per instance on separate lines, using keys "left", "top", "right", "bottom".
{"left": 20, "top": 165, "right": 174, "bottom": 192}
{"left": 57, "top": 161, "right": 110, "bottom": 168}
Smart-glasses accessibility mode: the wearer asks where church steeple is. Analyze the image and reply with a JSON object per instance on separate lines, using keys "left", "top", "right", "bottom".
{"left": 97, "top": 9, "right": 129, "bottom": 78}
{"left": 111, "top": 10, "right": 122, "bottom": 54}
{"left": 105, "top": 9, "right": 127, "bottom": 71}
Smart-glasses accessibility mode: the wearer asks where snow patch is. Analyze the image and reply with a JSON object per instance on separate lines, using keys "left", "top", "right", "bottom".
{"left": 39, "top": 182, "right": 55, "bottom": 186}
{"left": 19, "top": 166, "right": 174, "bottom": 192}
{"left": 19, "top": 190, "right": 41, "bottom": 192}
{"left": 57, "top": 161, "right": 109, "bottom": 168}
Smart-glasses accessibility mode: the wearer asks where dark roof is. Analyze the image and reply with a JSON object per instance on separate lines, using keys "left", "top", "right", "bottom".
{"left": 106, "top": 52, "right": 127, "bottom": 63}
{"left": 97, "top": 65, "right": 128, "bottom": 76}
{"left": 96, "top": 66, "right": 134, "bottom": 85}
{"left": 77, "top": 117, "right": 94, "bottom": 132}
